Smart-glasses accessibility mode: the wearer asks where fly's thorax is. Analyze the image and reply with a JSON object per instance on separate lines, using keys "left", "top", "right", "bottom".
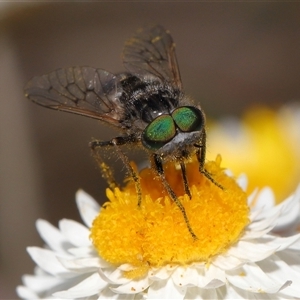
{"left": 118, "top": 77, "right": 181, "bottom": 132}
{"left": 120, "top": 75, "right": 181, "bottom": 123}
{"left": 137, "top": 88, "right": 179, "bottom": 122}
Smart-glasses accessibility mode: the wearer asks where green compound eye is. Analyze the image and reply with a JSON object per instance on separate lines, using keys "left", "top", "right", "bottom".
{"left": 172, "top": 106, "right": 204, "bottom": 132}
{"left": 142, "top": 115, "right": 176, "bottom": 150}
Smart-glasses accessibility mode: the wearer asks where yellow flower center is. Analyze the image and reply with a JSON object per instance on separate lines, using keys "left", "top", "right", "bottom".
{"left": 90, "top": 155, "right": 249, "bottom": 278}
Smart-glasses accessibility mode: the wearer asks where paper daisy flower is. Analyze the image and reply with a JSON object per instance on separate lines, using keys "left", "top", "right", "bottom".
{"left": 17, "top": 156, "right": 300, "bottom": 299}
{"left": 207, "top": 103, "right": 300, "bottom": 202}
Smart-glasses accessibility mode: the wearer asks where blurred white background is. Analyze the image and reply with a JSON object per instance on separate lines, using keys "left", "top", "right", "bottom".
{"left": 1, "top": 2, "right": 300, "bottom": 298}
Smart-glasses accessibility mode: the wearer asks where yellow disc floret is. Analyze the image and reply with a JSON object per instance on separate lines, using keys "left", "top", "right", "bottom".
{"left": 90, "top": 155, "right": 249, "bottom": 278}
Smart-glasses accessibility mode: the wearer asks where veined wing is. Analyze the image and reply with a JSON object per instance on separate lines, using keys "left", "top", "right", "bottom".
{"left": 24, "top": 67, "right": 127, "bottom": 128}
{"left": 123, "top": 25, "right": 182, "bottom": 89}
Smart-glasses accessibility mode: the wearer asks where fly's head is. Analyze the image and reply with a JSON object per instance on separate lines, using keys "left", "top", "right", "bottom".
{"left": 141, "top": 105, "right": 206, "bottom": 160}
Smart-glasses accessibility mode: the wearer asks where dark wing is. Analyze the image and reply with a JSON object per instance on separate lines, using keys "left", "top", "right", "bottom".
{"left": 24, "top": 67, "right": 127, "bottom": 128}
{"left": 123, "top": 25, "right": 182, "bottom": 89}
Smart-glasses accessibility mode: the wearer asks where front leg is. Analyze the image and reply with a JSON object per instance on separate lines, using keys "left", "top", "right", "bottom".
{"left": 90, "top": 135, "right": 142, "bottom": 206}
{"left": 195, "top": 128, "right": 224, "bottom": 190}
{"left": 179, "top": 160, "right": 192, "bottom": 199}
{"left": 152, "top": 154, "right": 198, "bottom": 240}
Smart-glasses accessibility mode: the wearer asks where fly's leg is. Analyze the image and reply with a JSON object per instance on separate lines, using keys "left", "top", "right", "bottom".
{"left": 90, "top": 141, "right": 118, "bottom": 190}
{"left": 114, "top": 145, "right": 142, "bottom": 206}
{"left": 90, "top": 135, "right": 142, "bottom": 206}
{"left": 153, "top": 154, "right": 197, "bottom": 240}
{"left": 195, "top": 128, "right": 224, "bottom": 190}
{"left": 179, "top": 160, "right": 192, "bottom": 199}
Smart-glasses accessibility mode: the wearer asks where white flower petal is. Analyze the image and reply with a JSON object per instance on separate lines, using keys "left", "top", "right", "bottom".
{"left": 98, "top": 287, "right": 136, "bottom": 300}
{"left": 262, "top": 233, "right": 300, "bottom": 252}
{"left": 36, "top": 219, "right": 72, "bottom": 256}
{"left": 33, "top": 266, "right": 47, "bottom": 277}
{"left": 250, "top": 187, "right": 300, "bottom": 235}
{"left": 222, "top": 286, "right": 250, "bottom": 299}
{"left": 101, "top": 267, "right": 131, "bottom": 285}
{"left": 274, "top": 185, "right": 300, "bottom": 232}
{"left": 226, "top": 240, "right": 278, "bottom": 263}
{"left": 243, "top": 209, "right": 281, "bottom": 240}
{"left": 23, "top": 274, "right": 64, "bottom": 293}
{"left": 223, "top": 169, "right": 233, "bottom": 177}
{"left": 76, "top": 190, "right": 100, "bottom": 228}
{"left": 204, "top": 264, "right": 226, "bottom": 288}
{"left": 110, "top": 276, "right": 150, "bottom": 294}
{"left": 58, "top": 257, "right": 101, "bottom": 273}
{"left": 172, "top": 266, "right": 203, "bottom": 287}
{"left": 53, "top": 273, "right": 107, "bottom": 298}
{"left": 258, "top": 254, "right": 300, "bottom": 297}
{"left": 242, "top": 226, "right": 275, "bottom": 240}
{"left": 148, "top": 267, "right": 170, "bottom": 280}
{"left": 59, "top": 219, "right": 90, "bottom": 247}
{"left": 253, "top": 187, "right": 275, "bottom": 210}
{"left": 212, "top": 252, "right": 247, "bottom": 270}
{"left": 27, "top": 247, "right": 73, "bottom": 278}
{"left": 276, "top": 250, "right": 300, "bottom": 272}
{"left": 16, "top": 286, "right": 39, "bottom": 300}
{"left": 236, "top": 173, "right": 248, "bottom": 191}
{"left": 97, "top": 257, "right": 115, "bottom": 269}
{"left": 200, "top": 287, "right": 220, "bottom": 299}
{"left": 247, "top": 209, "right": 280, "bottom": 233}
{"left": 98, "top": 268, "right": 121, "bottom": 285}
{"left": 288, "top": 237, "right": 300, "bottom": 251}
{"left": 67, "top": 246, "right": 96, "bottom": 257}
{"left": 147, "top": 278, "right": 186, "bottom": 299}
{"left": 227, "top": 262, "right": 290, "bottom": 293}
{"left": 247, "top": 188, "right": 259, "bottom": 207}
{"left": 185, "top": 286, "right": 218, "bottom": 300}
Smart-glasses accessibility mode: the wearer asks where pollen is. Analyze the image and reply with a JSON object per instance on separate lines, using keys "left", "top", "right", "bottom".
{"left": 90, "top": 155, "right": 249, "bottom": 278}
